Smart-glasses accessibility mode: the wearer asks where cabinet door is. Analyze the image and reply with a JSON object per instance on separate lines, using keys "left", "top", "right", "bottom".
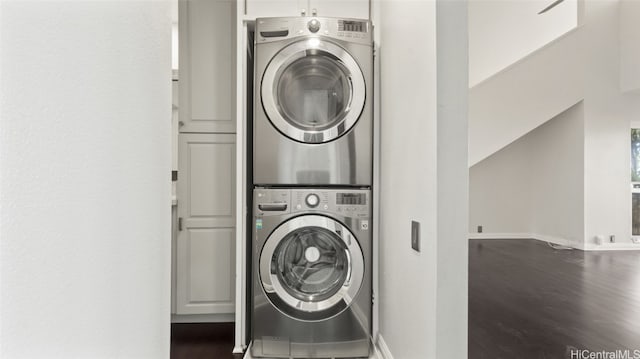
{"left": 245, "top": 0, "right": 306, "bottom": 18}
{"left": 310, "top": 0, "right": 369, "bottom": 19}
{"left": 179, "top": 0, "right": 235, "bottom": 133}
{"left": 176, "top": 133, "right": 236, "bottom": 315}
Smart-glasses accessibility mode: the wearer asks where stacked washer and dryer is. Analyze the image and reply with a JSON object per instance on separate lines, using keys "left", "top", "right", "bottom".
{"left": 251, "top": 16, "right": 374, "bottom": 358}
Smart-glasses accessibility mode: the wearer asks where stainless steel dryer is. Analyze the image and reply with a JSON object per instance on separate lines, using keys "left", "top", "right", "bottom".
{"left": 252, "top": 188, "right": 371, "bottom": 358}
{"left": 254, "top": 17, "right": 373, "bottom": 186}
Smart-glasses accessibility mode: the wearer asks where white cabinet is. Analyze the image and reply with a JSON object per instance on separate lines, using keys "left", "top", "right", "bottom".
{"left": 245, "top": 0, "right": 369, "bottom": 19}
{"left": 245, "top": 0, "right": 305, "bottom": 17}
{"left": 309, "top": 0, "right": 369, "bottom": 19}
{"left": 179, "top": 0, "right": 235, "bottom": 133}
{"left": 175, "top": 133, "right": 236, "bottom": 315}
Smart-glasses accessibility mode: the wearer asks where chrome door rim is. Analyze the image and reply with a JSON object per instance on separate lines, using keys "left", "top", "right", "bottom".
{"left": 259, "top": 215, "right": 364, "bottom": 320}
{"left": 261, "top": 38, "right": 366, "bottom": 144}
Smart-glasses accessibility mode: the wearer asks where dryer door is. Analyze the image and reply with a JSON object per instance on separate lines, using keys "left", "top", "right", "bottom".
{"left": 259, "top": 215, "right": 364, "bottom": 321}
{"left": 261, "top": 38, "right": 366, "bottom": 144}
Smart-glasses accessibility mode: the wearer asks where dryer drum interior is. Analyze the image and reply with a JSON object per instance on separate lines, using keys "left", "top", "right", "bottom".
{"left": 274, "top": 52, "right": 353, "bottom": 132}
{"left": 261, "top": 39, "right": 366, "bottom": 144}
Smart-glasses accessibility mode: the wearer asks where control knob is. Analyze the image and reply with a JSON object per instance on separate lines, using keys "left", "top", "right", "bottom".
{"left": 305, "top": 193, "right": 320, "bottom": 208}
{"left": 307, "top": 19, "right": 320, "bottom": 33}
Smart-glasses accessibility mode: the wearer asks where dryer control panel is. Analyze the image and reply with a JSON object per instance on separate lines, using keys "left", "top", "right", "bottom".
{"left": 256, "top": 16, "right": 372, "bottom": 45}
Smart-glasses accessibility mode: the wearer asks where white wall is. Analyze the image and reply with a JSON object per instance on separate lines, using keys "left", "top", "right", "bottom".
{"left": 529, "top": 103, "right": 584, "bottom": 244}
{"left": 374, "top": 0, "right": 468, "bottom": 357}
{"left": 582, "top": 0, "right": 640, "bottom": 246}
{"left": 0, "top": 2, "right": 172, "bottom": 358}
{"left": 469, "top": 134, "right": 533, "bottom": 234}
{"left": 435, "top": 1, "right": 468, "bottom": 357}
{"left": 468, "top": 27, "right": 584, "bottom": 166}
{"left": 469, "top": 0, "right": 640, "bottom": 248}
{"left": 469, "top": 103, "right": 585, "bottom": 246}
{"left": 620, "top": 0, "right": 640, "bottom": 93}
{"left": 376, "top": 1, "right": 438, "bottom": 356}
{"left": 468, "top": 0, "right": 577, "bottom": 86}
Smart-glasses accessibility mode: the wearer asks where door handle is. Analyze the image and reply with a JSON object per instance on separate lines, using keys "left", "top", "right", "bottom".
{"left": 343, "top": 248, "right": 352, "bottom": 287}
{"left": 178, "top": 217, "right": 183, "bottom": 231}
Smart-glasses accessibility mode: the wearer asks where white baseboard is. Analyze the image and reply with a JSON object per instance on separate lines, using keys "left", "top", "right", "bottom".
{"left": 468, "top": 232, "right": 531, "bottom": 240}
{"left": 530, "top": 233, "right": 583, "bottom": 250}
{"left": 584, "top": 242, "right": 640, "bottom": 251}
{"left": 375, "top": 333, "right": 394, "bottom": 359}
{"left": 469, "top": 232, "right": 582, "bottom": 249}
{"left": 233, "top": 344, "right": 246, "bottom": 355}
{"left": 469, "top": 232, "right": 640, "bottom": 251}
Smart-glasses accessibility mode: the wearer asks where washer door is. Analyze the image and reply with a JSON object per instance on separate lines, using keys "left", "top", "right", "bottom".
{"left": 260, "top": 215, "right": 364, "bottom": 321}
{"left": 261, "top": 38, "right": 366, "bottom": 144}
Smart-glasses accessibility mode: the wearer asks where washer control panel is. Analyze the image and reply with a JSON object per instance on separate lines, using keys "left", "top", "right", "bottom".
{"left": 255, "top": 188, "right": 370, "bottom": 218}
{"left": 291, "top": 189, "right": 369, "bottom": 217}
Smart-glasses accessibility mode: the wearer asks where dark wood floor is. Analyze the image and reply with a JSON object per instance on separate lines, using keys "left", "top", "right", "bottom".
{"left": 469, "top": 239, "right": 640, "bottom": 359}
{"left": 171, "top": 322, "right": 242, "bottom": 359}
{"left": 172, "top": 239, "right": 640, "bottom": 359}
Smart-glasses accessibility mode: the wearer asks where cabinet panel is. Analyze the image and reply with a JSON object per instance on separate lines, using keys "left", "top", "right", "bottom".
{"left": 245, "top": 0, "right": 369, "bottom": 19}
{"left": 176, "top": 133, "right": 236, "bottom": 315}
{"left": 310, "top": 0, "right": 369, "bottom": 19}
{"left": 180, "top": 0, "right": 235, "bottom": 133}
{"left": 187, "top": 142, "right": 234, "bottom": 218}
{"left": 177, "top": 228, "right": 235, "bottom": 314}
{"left": 245, "top": 0, "right": 305, "bottom": 18}
{"left": 179, "top": 133, "right": 236, "bottom": 228}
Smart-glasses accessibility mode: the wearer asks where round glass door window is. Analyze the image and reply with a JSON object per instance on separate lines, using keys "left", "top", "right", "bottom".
{"left": 261, "top": 39, "right": 366, "bottom": 144}
{"left": 259, "top": 215, "right": 364, "bottom": 321}
{"left": 275, "top": 226, "right": 349, "bottom": 302}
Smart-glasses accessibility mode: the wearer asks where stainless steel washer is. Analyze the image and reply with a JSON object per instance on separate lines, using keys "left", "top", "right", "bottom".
{"left": 252, "top": 188, "right": 372, "bottom": 358}
{"left": 253, "top": 17, "right": 373, "bottom": 186}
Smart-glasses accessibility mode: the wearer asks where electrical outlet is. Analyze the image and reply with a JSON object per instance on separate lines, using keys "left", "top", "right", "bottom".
{"left": 411, "top": 221, "right": 420, "bottom": 252}
{"left": 477, "top": 225, "right": 483, "bottom": 233}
